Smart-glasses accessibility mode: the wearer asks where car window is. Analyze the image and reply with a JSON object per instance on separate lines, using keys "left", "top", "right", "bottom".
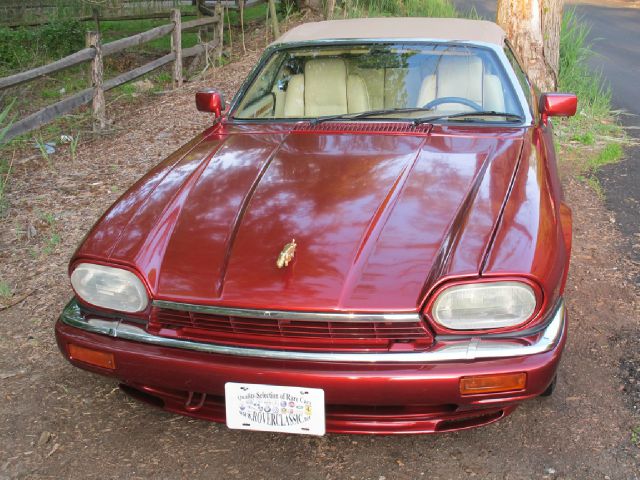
{"left": 233, "top": 43, "right": 524, "bottom": 122}
{"left": 504, "top": 45, "right": 534, "bottom": 111}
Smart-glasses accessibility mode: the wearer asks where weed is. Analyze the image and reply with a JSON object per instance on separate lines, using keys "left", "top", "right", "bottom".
{"left": 41, "top": 211, "right": 56, "bottom": 227}
{"left": 0, "top": 102, "right": 15, "bottom": 214}
{"left": 577, "top": 174, "right": 604, "bottom": 199}
{"left": 118, "top": 83, "right": 137, "bottom": 98}
{"left": 591, "top": 143, "right": 623, "bottom": 169}
{"left": 70, "top": 133, "right": 80, "bottom": 161}
{"left": 0, "top": 280, "right": 11, "bottom": 299}
{"left": 35, "top": 136, "right": 52, "bottom": 166}
{"left": 42, "top": 231, "right": 61, "bottom": 255}
{"left": 572, "top": 131, "right": 595, "bottom": 146}
{"left": 632, "top": 425, "right": 640, "bottom": 447}
{"left": 155, "top": 72, "right": 172, "bottom": 84}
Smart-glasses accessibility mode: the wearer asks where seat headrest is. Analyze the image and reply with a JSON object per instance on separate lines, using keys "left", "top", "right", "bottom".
{"left": 436, "top": 55, "right": 484, "bottom": 103}
{"left": 304, "top": 58, "right": 348, "bottom": 116}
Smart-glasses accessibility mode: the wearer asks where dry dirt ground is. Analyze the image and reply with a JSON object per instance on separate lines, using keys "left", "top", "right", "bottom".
{"left": 1, "top": 14, "right": 640, "bottom": 480}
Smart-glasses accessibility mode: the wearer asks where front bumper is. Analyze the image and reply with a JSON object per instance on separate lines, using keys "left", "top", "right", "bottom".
{"left": 55, "top": 299, "right": 567, "bottom": 434}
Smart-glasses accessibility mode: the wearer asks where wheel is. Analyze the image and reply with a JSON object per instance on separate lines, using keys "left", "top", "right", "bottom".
{"left": 541, "top": 375, "right": 557, "bottom": 397}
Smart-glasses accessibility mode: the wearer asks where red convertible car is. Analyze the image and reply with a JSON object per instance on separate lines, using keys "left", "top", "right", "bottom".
{"left": 56, "top": 17, "right": 577, "bottom": 435}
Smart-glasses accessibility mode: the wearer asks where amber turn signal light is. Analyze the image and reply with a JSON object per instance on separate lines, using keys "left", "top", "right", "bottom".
{"left": 460, "top": 372, "right": 526, "bottom": 395}
{"left": 68, "top": 344, "right": 116, "bottom": 370}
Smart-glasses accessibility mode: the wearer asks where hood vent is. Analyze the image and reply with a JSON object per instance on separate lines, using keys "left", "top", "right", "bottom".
{"left": 292, "top": 121, "right": 433, "bottom": 135}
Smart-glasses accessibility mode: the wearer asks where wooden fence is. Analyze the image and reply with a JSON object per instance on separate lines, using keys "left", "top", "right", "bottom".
{"left": 0, "top": 7, "right": 224, "bottom": 142}
{"left": 2, "top": 1, "right": 265, "bottom": 28}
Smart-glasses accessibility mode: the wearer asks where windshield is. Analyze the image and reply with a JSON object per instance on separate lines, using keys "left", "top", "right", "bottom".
{"left": 232, "top": 42, "right": 524, "bottom": 122}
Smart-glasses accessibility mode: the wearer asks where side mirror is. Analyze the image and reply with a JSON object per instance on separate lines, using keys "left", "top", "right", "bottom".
{"left": 196, "top": 89, "right": 225, "bottom": 118}
{"left": 539, "top": 93, "right": 578, "bottom": 125}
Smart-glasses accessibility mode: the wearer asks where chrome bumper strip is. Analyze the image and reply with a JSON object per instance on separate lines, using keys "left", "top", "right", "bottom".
{"left": 153, "top": 299, "right": 421, "bottom": 323}
{"left": 60, "top": 299, "right": 565, "bottom": 363}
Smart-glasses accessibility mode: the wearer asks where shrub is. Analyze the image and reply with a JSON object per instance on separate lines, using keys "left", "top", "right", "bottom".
{"left": 0, "top": 20, "right": 88, "bottom": 73}
{"left": 346, "top": 0, "right": 458, "bottom": 18}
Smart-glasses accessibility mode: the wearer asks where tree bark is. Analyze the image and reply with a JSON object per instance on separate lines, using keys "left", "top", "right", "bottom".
{"left": 496, "top": 0, "right": 563, "bottom": 92}
{"left": 87, "top": 31, "right": 106, "bottom": 131}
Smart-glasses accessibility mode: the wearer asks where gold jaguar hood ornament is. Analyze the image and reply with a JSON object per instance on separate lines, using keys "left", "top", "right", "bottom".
{"left": 277, "top": 239, "right": 297, "bottom": 269}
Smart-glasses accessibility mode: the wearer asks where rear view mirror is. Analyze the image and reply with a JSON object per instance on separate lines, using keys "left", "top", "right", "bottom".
{"left": 539, "top": 93, "right": 578, "bottom": 124}
{"left": 196, "top": 89, "right": 226, "bottom": 118}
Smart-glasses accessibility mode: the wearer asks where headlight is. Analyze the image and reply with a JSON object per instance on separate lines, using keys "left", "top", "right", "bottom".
{"left": 432, "top": 281, "right": 537, "bottom": 330}
{"left": 70, "top": 263, "right": 148, "bottom": 313}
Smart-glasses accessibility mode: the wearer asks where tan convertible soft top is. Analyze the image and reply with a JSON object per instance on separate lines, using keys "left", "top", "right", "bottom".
{"left": 273, "top": 17, "right": 506, "bottom": 46}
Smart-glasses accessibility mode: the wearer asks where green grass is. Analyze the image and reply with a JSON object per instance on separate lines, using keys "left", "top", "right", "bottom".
{"left": 590, "top": 142, "right": 623, "bottom": 169}
{"left": 343, "top": 0, "right": 458, "bottom": 18}
{"left": 553, "top": 8, "right": 626, "bottom": 192}
{"left": 0, "top": 102, "right": 14, "bottom": 214}
{"left": 555, "top": 9, "right": 624, "bottom": 142}
{"left": 559, "top": 9, "right": 611, "bottom": 118}
{"left": 0, "top": 280, "right": 11, "bottom": 299}
{"left": 572, "top": 131, "right": 596, "bottom": 146}
{"left": 632, "top": 425, "right": 640, "bottom": 447}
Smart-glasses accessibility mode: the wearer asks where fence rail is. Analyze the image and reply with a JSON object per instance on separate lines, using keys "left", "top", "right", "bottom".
{"left": 0, "top": 8, "right": 223, "bottom": 143}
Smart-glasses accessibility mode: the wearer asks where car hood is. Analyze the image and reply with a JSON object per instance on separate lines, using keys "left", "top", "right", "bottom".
{"left": 77, "top": 123, "right": 525, "bottom": 312}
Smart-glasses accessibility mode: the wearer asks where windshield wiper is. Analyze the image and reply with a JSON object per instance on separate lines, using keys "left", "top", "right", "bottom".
{"left": 309, "top": 107, "right": 435, "bottom": 125}
{"left": 413, "top": 111, "right": 525, "bottom": 125}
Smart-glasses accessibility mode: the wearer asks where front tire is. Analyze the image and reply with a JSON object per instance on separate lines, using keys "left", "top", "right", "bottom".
{"left": 541, "top": 375, "right": 557, "bottom": 397}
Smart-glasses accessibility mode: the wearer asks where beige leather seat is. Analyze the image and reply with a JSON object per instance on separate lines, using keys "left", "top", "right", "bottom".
{"left": 416, "top": 56, "right": 505, "bottom": 112}
{"left": 283, "top": 58, "right": 370, "bottom": 117}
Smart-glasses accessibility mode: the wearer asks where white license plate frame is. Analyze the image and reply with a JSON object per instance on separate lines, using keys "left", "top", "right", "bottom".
{"left": 225, "top": 382, "right": 325, "bottom": 436}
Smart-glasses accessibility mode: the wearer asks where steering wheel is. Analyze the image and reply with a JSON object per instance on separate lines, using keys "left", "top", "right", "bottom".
{"left": 422, "top": 96, "right": 483, "bottom": 111}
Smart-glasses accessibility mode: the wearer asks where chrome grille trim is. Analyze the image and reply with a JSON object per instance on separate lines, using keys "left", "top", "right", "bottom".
{"left": 152, "top": 300, "right": 421, "bottom": 323}
{"left": 60, "top": 299, "right": 565, "bottom": 363}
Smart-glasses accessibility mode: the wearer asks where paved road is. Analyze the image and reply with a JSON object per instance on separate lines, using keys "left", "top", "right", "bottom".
{"left": 452, "top": 0, "right": 640, "bottom": 274}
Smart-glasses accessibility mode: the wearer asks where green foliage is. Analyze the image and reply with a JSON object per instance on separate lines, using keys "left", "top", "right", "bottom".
{"left": 0, "top": 20, "right": 88, "bottom": 72}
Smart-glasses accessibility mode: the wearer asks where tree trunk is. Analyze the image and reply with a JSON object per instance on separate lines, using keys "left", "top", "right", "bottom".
{"left": 268, "top": 0, "right": 280, "bottom": 38}
{"left": 326, "top": 0, "right": 336, "bottom": 19}
{"left": 496, "top": 0, "right": 563, "bottom": 92}
{"left": 238, "top": 0, "right": 246, "bottom": 53}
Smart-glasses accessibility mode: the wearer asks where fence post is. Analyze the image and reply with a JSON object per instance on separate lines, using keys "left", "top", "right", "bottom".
{"left": 170, "top": 9, "right": 183, "bottom": 88}
{"left": 87, "top": 31, "right": 106, "bottom": 131}
{"left": 215, "top": 3, "right": 224, "bottom": 62}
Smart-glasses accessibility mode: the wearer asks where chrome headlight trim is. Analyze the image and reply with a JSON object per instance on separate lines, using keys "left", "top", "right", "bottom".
{"left": 432, "top": 281, "right": 537, "bottom": 331}
{"left": 70, "top": 263, "right": 149, "bottom": 313}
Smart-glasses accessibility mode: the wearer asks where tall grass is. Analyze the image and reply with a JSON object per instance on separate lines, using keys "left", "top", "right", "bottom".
{"left": 558, "top": 8, "right": 612, "bottom": 118}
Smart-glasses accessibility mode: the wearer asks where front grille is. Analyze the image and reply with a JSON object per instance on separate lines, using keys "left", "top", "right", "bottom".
{"left": 148, "top": 307, "right": 433, "bottom": 352}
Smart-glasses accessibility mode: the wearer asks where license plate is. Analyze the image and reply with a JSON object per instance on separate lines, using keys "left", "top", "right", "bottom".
{"left": 225, "top": 382, "right": 325, "bottom": 436}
